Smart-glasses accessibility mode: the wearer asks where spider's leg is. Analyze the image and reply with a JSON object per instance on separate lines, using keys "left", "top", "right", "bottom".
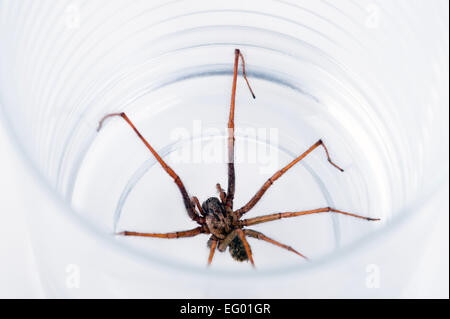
{"left": 217, "top": 229, "right": 255, "bottom": 267}
{"left": 98, "top": 112, "right": 202, "bottom": 224}
{"left": 235, "top": 140, "right": 344, "bottom": 216}
{"left": 208, "top": 239, "right": 218, "bottom": 266}
{"left": 192, "top": 196, "right": 204, "bottom": 217}
{"left": 216, "top": 183, "right": 226, "bottom": 203}
{"left": 225, "top": 49, "right": 256, "bottom": 212}
{"left": 244, "top": 229, "right": 308, "bottom": 260}
{"left": 240, "top": 207, "right": 380, "bottom": 227}
{"left": 116, "top": 226, "right": 205, "bottom": 238}
{"left": 217, "top": 229, "right": 238, "bottom": 252}
{"left": 236, "top": 229, "right": 255, "bottom": 267}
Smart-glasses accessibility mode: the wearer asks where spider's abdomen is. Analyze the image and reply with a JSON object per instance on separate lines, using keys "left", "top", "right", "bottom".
{"left": 202, "top": 197, "right": 232, "bottom": 239}
{"left": 229, "top": 236, "right": 250, "bottom": 262}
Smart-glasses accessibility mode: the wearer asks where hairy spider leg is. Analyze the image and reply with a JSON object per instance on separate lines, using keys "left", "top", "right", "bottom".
{"left": 97, "top": 112, "right": 203, "bottom": 224}
{"left": 217, "top": 229, "right": 237, "bottom": 252}
{"left": 191, "top": 196, "right": 204, "bottom": 217}
{"left": 225, "top": 49, "right": 256, "bottom": 212}
{"left": 208, "top": 239, "right": 218, "bottom": 266}
{"left": 236, "top": 229, "right": 255, "bottom": 267}
{"left": 216, "top": 183, "right": 226, "bottom": 203}
{"left": 235, "top": 139, "right": 344, "bottom": 216}
{"left": 216, "top": 229, "right": 255, "bottom": 266}
{"left": 238, "top": 51, "right": 256, "bottom": 99}
{"left": 244, "top": 229, "right": 308, "bottom": 260}
{"left": 240, "top": 207, "right": 380, "bottom": 227}
{"left": 116, "top": 226, "right": 205, "bottom": 238}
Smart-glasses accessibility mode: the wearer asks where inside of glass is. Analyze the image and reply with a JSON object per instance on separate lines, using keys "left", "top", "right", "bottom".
{"left": 0, "top": 0, "right": 447, "bottom": 273}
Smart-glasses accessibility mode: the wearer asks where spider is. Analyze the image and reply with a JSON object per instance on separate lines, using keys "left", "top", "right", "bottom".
{"left": 97, "top": 49, "right": 380, "bottom": 267}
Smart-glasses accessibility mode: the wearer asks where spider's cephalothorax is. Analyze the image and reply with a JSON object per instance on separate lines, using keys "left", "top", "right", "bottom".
{"left": 101, "top": 48, "right": 380, "bottom": 268}
{"left": 203, "top": 197, "right": 250, "bottom": 261}
{"left": 202, "top": 197, "right": 233, "bottom": 239}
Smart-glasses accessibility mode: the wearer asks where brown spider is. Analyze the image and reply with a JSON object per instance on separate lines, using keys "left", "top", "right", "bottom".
{"left": 97, "top": 49, "right": 380, "bottom": 267}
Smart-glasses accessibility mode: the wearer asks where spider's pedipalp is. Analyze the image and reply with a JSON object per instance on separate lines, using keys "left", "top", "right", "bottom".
{"left": 191, "top": 196, "right": 204, "bottom": 217}
{"left": 216, "top": 183, "right": 226, "bottom": 203}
